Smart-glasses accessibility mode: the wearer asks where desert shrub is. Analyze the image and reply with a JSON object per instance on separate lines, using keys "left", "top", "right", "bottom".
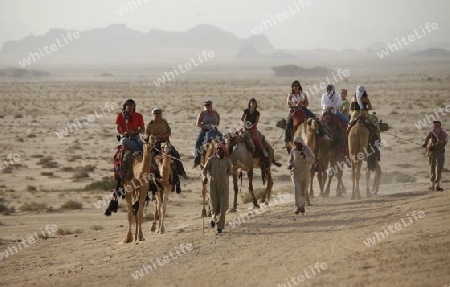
{"left": 81, "top": 164, "right": 95, "bottom": 172}
{"left": 40, "top": 172, "right": 54, "bottom": 176}
{"left": 0, "top": 200, "right": 15, "bottom": 215}
{"left": 85, "top": 179, "right": 116, "bottom": 191}
{"left": 90, "top": 225, "right": 104, "bottom": 231}
{"left": 380, "top": 171, "right": 416, "bottom": 184}
{"left": 20, "top": 202, "right": 47, "bottom": 212}
{"left": 72, "top": 171, "right": 89, "bottom": 180}
{"left": 61, "top": 200, "right": 82, "bottom": 210}
{"left": 14, "top": 114, "right": 23, "bottom": 118}
{"left": 57, "top": 228, "right": 84, "bottom": 236}
{"left": 26, "top": 185, "right": 37, "bottom": 192}
{"left": 60, "top": 167, "right": 74, "bottom": 172}
{"left": 241, "top": 187, "right": 266, "bottom": 204}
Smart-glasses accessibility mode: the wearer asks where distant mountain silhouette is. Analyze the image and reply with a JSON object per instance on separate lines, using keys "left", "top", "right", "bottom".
{"left": 408, "top": 48, "right": 450, "bottom": 57}
{"left": 0, "top": 24, "right": 274, "bottom": 65}
{"left": 271, "top": 65, "right": 334, "bottom": 77}
{"left": 0, "top": 68, "right": 50, "bottom": 77}
{"left": 235, "top": 46, "right": 295, "bottom": 62}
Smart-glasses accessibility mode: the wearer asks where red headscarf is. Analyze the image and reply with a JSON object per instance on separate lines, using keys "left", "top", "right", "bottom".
{"left": 431, "top": 121, "right": 448, "bottom": 144}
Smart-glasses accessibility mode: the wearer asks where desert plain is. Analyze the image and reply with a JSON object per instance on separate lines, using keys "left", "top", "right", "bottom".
{"left": 0, "top": 57, "right": 450, "bottom": 287}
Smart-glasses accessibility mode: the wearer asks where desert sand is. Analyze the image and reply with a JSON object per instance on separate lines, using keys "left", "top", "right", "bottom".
{"left": 0, "top": 59, "right": 450, "bottom": 287}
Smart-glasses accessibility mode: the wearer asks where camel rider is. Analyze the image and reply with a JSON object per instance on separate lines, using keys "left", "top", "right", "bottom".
{"left": 339, "top": 89, "right": 350, "bottom": 119}
{"left": 321, "top": 84, "right": 349, "bottom": 126}
{"left": 116, "top": 99, "right": 145, "bottom": 152}
{"left": 193, "top": 100, "right": 223, "bottom": 168}
{"left": 422, "top": 121, "right": 448, "bottom": 191}
{"left": 349, "top": 86, "right": 380, "bottom": 142}
{"left": 283, "top": 80, "right": 326, "bottom": 148}
{"left": 146, "top": 108, "right": 188, "bottom": 194}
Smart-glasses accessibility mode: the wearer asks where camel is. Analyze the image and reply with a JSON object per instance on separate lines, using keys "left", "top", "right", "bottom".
{"left": 225, "top": 131, "right": 276, "bottom": 212}
{"left": 348, "top": 121, "right": 370, "bottom": 199}
{"left": 123, "top": 136, "right": 154, "bottom": 243}
{"left": 151, "top": 141, "right": 174, "bottom": 234}
{"left": 320, "top": 115, "right": 348, "bottom": 197}
{"left": 198, "top": 138, "right": 217, "bottom": 218}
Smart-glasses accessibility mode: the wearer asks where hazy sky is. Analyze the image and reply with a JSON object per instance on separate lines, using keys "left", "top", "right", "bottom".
{"left": 1, "top": 0, "right": 449, "bottom": 50}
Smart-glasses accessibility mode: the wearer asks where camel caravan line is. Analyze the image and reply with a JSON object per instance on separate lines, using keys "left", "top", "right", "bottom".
{"left": 104, "top": 91, "right": 389, "bottom": 242}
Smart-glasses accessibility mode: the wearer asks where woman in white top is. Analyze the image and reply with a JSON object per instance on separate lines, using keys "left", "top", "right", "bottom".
{"left": 283, "top": 80, "right": 317, "bottom": 148}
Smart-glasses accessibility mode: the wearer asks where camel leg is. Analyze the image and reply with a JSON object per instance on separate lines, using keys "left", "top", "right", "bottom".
{"left": 337, "top": 168, "right": 346, "bottom": 196}
{"left": 365, "top": 167, "right": 372, "bottom": 198}
{"left": 248, "top": 169, "right": 259, "bottom": 209}
{"left": 201, "top": 184, "right": 207, "bottom": 217}
{"left": 151, "top": 193, "right": 160, "bottom": 232}
{"left": 309, "top": 167, "right": 315, "bottom": 199}
{"left": 260, "top": 167, "right": 267, "bottom": 204}
{"left": 324, "top": 173, "right": 332, "bottom": 197}
{"left": 351, "top": 162, "right": 357, "bottom": 200}
{"left": 159, "top": 187, "right": 169, "bottom": 234}
{"left": 138, "top": 186, "right": 146, "bottom": 241}
{"left": 263, "top": 171, "right": 274, "bottom": 206}
{"left": 355, "top": 162, "right": 362, "bottom": 199}
{"left": 124, "top": 192, "right": 134, "bottom": 243}
{"left": 230, "top": 172, "right": 238, "bottom": 212}
{"left": 372, "top": 163, "right": 381, "bottom": 194}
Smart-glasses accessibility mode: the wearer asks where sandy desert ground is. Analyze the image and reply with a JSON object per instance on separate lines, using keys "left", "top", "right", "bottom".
{"left": 0, "top": 59, "right": 450, "bottom": 287}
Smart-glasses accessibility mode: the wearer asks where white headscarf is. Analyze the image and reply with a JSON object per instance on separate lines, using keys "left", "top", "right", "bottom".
{"left": 356, "top": 85, "right": 365, "bottom": 109}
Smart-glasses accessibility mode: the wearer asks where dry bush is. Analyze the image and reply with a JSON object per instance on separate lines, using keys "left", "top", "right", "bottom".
{"left": 61, "top": 200, "right": 82, "bottom": 210}
{"left": 240, "top": 187, "right": 266, "bottom": 204}
{"left": 60, "top": 167, "right": 74, "bottom": 172}
{"left": 2, "top": 167, "right": 13, "bottom": 173}
{"left": 90, "top": 225, "right": 104, "bottom": 231}
{"left": 84, "top": 178, "right": 115, "bottom": 191}
{"left": 57, "top": 228, "right": 84, "bottom": 236}
{"left": 40, "top": 171, "right": 54, "bottom": 176}
{"left": 72, "top": 171, "right": 89, "bottom": 180}
{"left": 26, "top": 185, "right": 37, "bottom": 192}
{"left": 20, "top": 202, "right": 47, "bottom": 212}
{"left": 0, "top": 200, "right": 15, "bottom": 215}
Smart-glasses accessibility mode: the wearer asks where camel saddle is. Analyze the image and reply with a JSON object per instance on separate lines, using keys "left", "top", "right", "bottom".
{"left": 241, "top": 131, "right": 267, "bottom": 159}
{"left": 291, "top": 109, "right": 308, "bottom": 128}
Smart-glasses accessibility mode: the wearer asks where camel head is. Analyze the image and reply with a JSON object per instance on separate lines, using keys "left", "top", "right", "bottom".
{"left": 141, "top": 135, "right": 155, "bottom": 155}
{"left": 276, "top": 118, "right": 286, "bottom": 129}
{"left": 307, "top": 118, "right": 319, "bottom": 133}
{"left": 160, "top": 141, "right": 172, "bottom": 155}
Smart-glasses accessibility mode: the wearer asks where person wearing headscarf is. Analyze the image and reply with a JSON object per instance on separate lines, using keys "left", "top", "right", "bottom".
{"left": 201, "top": 143, "right": 232, "bottom": 233}
{"left": 146, "top": 107, "right": 188, "bottom": 194}
{"left": 287, "top": 136, "right": 315, "bottom": 214}
{"left": 321, "top": 84, "right": 349, "bottom": 125}
{"left": 422, "top": 121, "right": 448, "bottom": 191}
{"left": 349, "top": 86, "right": 380, "bottom": 130}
